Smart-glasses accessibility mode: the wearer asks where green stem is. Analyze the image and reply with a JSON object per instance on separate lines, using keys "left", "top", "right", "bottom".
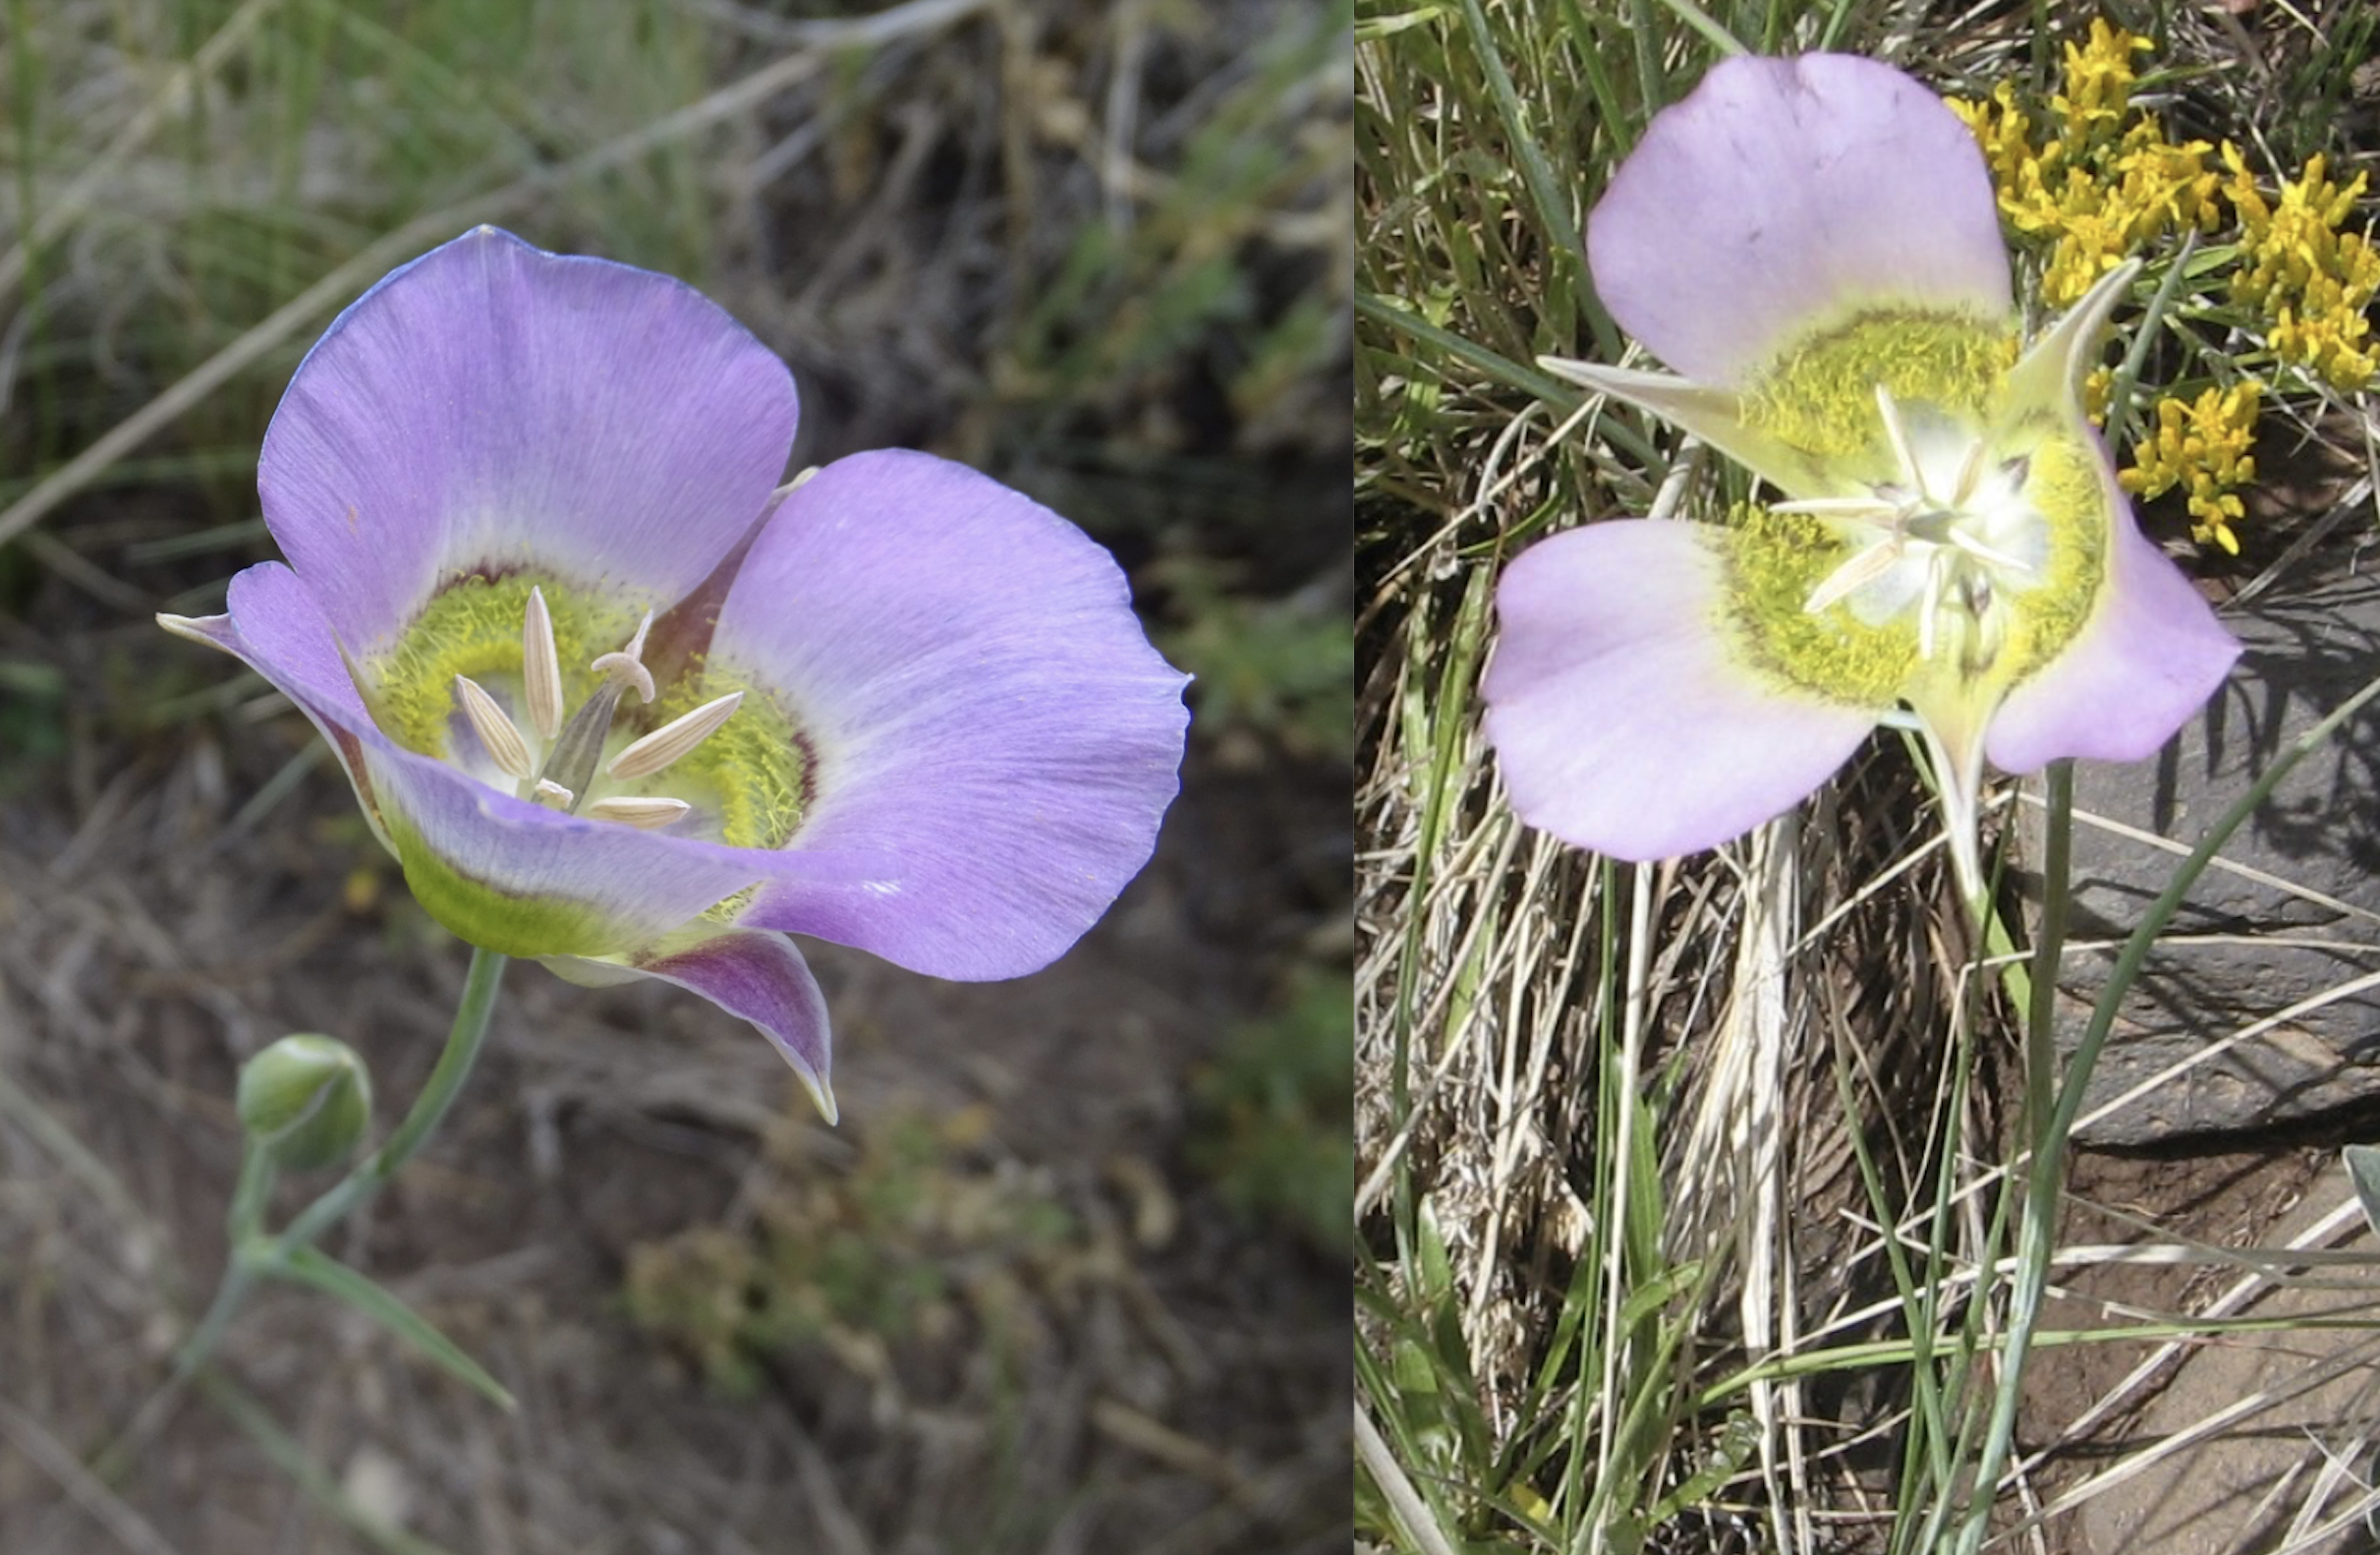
{"left": 174, "top": 946, "right": 510, "bottom": 1378}
{"left": 226, "top": 1140, "right": 280, "bottom": 1240}
{"left": 1947, "top": 763, "right": 2072, "bottom": 1555}
{"left": 173, "top": 1143, "right": 283, "bottom": 1376}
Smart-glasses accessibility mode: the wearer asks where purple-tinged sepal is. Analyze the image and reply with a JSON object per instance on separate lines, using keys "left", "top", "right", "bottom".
{"left": 545, "top": 928, "right": 834, "bottom": 1122}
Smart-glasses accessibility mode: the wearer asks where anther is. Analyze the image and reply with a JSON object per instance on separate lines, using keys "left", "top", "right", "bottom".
{"left": 523, "top": 587, "right": 563, "bottom": 741}
{"left": 454, "top": 674, "right": 534, "bottom": 778}
{"left": 585, "top": 796, "right": 691, "bottom": 830}
{"left": 607, "top": 691, "right": 744, "bottom": 781}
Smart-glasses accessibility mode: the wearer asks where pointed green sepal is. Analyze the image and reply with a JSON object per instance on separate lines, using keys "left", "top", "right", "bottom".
{"left": 2005, "top": 258, "right": 2142, "bottom": 421}
{"left": 1539, "top": 356, "right": 1819, "bottom": 496}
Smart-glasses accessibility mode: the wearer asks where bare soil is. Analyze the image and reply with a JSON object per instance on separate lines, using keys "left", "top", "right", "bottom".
{"left": 0, "top": 655, "right": 1347, "bottom": 1553}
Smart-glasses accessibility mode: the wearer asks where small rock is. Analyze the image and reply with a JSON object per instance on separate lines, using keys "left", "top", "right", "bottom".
{"left": 340, "top": 1441, "right": 414, "bottom": 1530}
{"left": 2026, "top": 569, "right": 2380, "bottom": 1147}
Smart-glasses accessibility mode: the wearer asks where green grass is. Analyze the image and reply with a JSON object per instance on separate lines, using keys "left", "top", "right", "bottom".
{"left": 1357, "top": 2, "right": 2380, "bottom": 1550}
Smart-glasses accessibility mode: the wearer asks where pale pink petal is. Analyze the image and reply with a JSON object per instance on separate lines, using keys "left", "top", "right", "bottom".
{"left": 1483, "top": 521, "right": 1880, "bottom": 859}
{"left": 1588, "top": 53, "right": 2011, "bottom": 386}
{"left": 1985, "top": 495, "right": 2239, "bottom": 773}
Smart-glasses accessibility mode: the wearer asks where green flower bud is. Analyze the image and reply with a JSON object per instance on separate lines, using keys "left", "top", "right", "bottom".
{"left": 237, "top": 1034, "right": 372, "bottom": 1172}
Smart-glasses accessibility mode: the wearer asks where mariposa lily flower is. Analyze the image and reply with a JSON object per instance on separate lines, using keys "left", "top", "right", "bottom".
{"left": 1482, "top": 53, "right": 2238, "bottom": 891}
{"left": 163, "top": 227, "right": 1189, "bottom": 1119}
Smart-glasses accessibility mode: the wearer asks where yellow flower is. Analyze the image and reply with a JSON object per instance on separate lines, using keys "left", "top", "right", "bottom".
{"left": 2055, "top": 18, "right": 2148, "bottom": 153}
{"left": 2119, "top": 381, "right": 2261, "bottom": 554}
{"left": 1950, "top": 25, "right": 2218, "bottom": 307}
{"left": 2226, "top": 145, "right": 2380, "bottom": 390}
{"left": 2082, "top": 365, "right": 2114, "bottom": 426}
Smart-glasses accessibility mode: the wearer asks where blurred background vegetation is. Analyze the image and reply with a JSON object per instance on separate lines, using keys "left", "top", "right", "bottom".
{"left": 0, "top": 1, "right": 1350, "bottom": 1550}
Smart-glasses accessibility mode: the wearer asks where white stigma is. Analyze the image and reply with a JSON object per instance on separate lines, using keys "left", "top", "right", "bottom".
{"left": 589, "top": 610, "right": 657, "bottom": 704}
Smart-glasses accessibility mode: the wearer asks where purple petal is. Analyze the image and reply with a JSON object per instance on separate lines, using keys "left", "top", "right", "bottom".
{"left": 546, "top": 929, "right": 834, "bottom": 1121}
{"left": 1483, "top": 521, "right": 1879, "bottom": 859}
{"left": 1985, "top": 496, "right": 2239, "bottom": 773}
{"left": 189, "top": 562, "right": 867, "bottom": 957}
{"left": 1588, "top": 54, "right": 2011, "bottom": 386}
{"left": 708, "top": 450, "right": 1189, "bottom": 980}
{"left": 260, "top": 226, "right": 798, "bottom": 655}
{"left": 167, "top": 561, "right": 378, "bottom": 754}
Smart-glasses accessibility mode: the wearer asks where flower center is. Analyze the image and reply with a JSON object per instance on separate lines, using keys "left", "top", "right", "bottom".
{"left": 450, "top": 587, "right": 747, "bottom": 832}
{"left": 1775, "top": 386, "right": 2051, "bottom": 675}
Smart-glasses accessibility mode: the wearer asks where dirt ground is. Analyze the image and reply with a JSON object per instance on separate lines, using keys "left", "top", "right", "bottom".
{"left": 2021, "top": 1140, "right": 2371, "bottom": 1555}
{"left": 0, "top": 635, "right": 1347, "bottom": 1553}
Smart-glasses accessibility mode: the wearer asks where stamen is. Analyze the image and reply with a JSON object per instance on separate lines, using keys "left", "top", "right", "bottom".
{"left": 607, "top": 691, "right": 745, "bottom": 781}
{"left": 523, "top": 587, "right": 563, "bottom": 741}
{"left": 1950, "top": 437, "right": 1992, "bottom": 508}
{"left": 1803, "top": 541, "right": 1907, "bottom": 615}
{"left": 454, "top": 675, "right": 534, "bottom": 778}
{"left": 585, "top": 796, "right": 691, "bottom": 830}
{"left": 1874, "top": 384, "right": 1918, "bottom": 485}
{"left": 590, "top": 611, "right": 657, "bottom": 705}
{"left": 1917, "top": 555, "right": 1950, "bottom": 660}
{"left": 1944, "top": 528, "right": 2036, "bottom": 575}
{"left": 533, "top": 778, "right": 575, "bottom": 807}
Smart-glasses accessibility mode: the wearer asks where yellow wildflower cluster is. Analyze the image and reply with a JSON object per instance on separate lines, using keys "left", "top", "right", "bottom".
{"left": 2224, "top": 145, "right": 2380, "bottom": 391}
{"left": 1948, "top": 21, "right": 2221, "bottom": 307}
{"left": 2118, "top": 381, "right": 2261, "bottom": 554}
{"left": 2082, "top": 365, "right": 2113, "bottom": 426}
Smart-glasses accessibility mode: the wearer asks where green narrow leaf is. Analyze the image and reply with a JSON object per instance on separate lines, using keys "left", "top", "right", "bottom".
{"left": 276, "top": 1245, "right": 516, "bottom": 1411}
{"left": 2345, "top": 1145, "right": 2380, "bottom": 1238}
